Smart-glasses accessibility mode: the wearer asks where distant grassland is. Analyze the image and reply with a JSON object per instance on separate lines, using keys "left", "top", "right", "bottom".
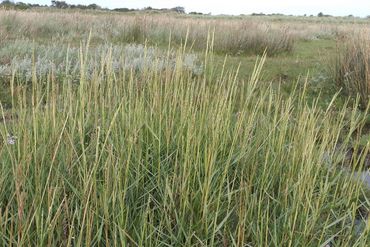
{"left": 0, "top": 9, "right": 365, "bottom": 108}
{"left": 0, "top": 9, "right": 370, "bottom": 246}
{"left": 1, "top": 9, "right": 369, "bottom": 55}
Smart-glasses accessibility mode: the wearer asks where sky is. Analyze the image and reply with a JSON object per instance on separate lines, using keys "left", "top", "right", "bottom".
{"left": 17, "top": 0, "right": 370, "bottom": 17}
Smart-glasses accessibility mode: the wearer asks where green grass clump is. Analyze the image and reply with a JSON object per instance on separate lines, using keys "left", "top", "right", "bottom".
{"left": 0, "top": 40, "right": 369, "bottom": 246}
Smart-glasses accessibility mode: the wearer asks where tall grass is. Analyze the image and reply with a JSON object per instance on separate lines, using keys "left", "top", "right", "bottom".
{"left": 334, "top": 32, "right": 370, "bottom": 108}
{"left": 0, "top": 37, "right": 369, "bottom": 246}
{"left": 0, "top": 9, "right": 296, "bottom": 55}
{"left": 1, "top": 9, "right": 368, "bottom": 55}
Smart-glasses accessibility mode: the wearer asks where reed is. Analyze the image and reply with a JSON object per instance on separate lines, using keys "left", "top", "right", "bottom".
{"left": 334, "top": 32, "right": 370, "bottom": 108}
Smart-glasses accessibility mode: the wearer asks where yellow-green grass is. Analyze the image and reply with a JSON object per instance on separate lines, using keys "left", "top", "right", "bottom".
{"left": 334, "top": 32, "right": 370, "bottom": 109}
{"left": 0, "top": 39, "right": 369, "bottom": 246}
{"left": 0, "top": 9, "right": 369, "bottom": 246}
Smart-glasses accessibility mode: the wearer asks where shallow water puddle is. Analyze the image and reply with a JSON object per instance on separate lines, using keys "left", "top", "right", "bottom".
{"left": 353, "top": 170, "right": 370, "bottom": 189}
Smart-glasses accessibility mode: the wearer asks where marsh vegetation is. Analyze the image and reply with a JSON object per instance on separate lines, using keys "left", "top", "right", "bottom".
{"left": 0, "top": 9, "right": 369, "bottom": 246}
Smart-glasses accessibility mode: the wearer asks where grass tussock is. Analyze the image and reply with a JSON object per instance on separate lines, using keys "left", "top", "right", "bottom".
{"left": 0, "top": 37, "right": 369, "bottom": 246}
{"left": 335, "top": 32, "right": 370, "bottom": 108}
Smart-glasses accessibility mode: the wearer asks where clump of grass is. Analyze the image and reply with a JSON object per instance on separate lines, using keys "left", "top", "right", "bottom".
{"left": 212, "top": 22, "right": 295, "bottom": 55}
{"left": 0, "top": 37, "right": 369, "bottom": 246}
{"left": 334, "top": 32, "right": 370, "bottom": 108}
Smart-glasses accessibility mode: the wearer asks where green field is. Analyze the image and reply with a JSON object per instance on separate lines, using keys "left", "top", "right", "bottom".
{"left": 0, "top": 9, "right": 370, "bottom": 246}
